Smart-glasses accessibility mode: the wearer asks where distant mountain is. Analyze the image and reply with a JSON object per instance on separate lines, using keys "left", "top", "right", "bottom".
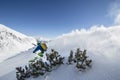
{"left": 35, "top": 36, "right": 52, "bottom": 43}
{"left": 0, "top": 24, "right": 36, "bottom": 62}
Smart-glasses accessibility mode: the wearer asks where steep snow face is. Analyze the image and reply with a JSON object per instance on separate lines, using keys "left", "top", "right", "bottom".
{"left": 0, "top": 24, "right": 36, "bottom": 62}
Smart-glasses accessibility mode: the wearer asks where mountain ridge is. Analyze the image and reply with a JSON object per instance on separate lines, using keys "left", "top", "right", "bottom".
{"left": 0, "top": 24, "right": 36, "bottom": 62}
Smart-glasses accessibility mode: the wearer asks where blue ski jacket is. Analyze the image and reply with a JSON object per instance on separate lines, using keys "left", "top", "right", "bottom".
{"left": 33, "top": 44, "right": 44, "bottom": 53}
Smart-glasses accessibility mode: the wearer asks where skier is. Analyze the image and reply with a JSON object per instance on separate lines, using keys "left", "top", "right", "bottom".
{"left": 33, "top": 41, "right": 47, "bottom": 57}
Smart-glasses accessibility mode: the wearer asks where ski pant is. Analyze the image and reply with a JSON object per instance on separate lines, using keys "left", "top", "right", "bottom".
{"left": 33, "top": 45, "right": 44, "bottom": 53}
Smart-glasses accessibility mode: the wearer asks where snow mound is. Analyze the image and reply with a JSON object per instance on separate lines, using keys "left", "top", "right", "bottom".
{"left": 0, "top": 24, "right": 36, "bottom": 62}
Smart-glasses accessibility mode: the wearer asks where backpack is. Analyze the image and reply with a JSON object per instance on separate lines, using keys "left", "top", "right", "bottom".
{"left": 41, "top": 42, "right": 47, "bottom": 51}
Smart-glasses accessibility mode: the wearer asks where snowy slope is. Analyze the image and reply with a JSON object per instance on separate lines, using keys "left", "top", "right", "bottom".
{"left": 0, "top": 24, "right": 36, "bottom": 62}
{"left": 46, "top": 25, "right": 120, "bottom": 80}
{"left": 0, "top": 25, "right": 120, "bottom": 80}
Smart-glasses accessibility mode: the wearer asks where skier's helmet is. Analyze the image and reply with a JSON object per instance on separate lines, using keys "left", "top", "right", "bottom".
{"left": 37, "top": 40, "right": 41, "bottom": 45}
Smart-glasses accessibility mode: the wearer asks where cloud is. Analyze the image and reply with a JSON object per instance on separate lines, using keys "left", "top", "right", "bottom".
{"left": 114, "top": 13, "right": 120, "bottom": 24}
{"left": 48, "top": 25, "right": 120, "bottom": 62}
{"left": 109, "top": 0, "right": 120, "bottom": 24}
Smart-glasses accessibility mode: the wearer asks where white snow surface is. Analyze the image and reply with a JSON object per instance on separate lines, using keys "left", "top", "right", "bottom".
{"left": 0, "top": 25, "right": 120, "bottom": 80}
{"left": 0, "top": 24, "right": 36, "bottom": 62}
